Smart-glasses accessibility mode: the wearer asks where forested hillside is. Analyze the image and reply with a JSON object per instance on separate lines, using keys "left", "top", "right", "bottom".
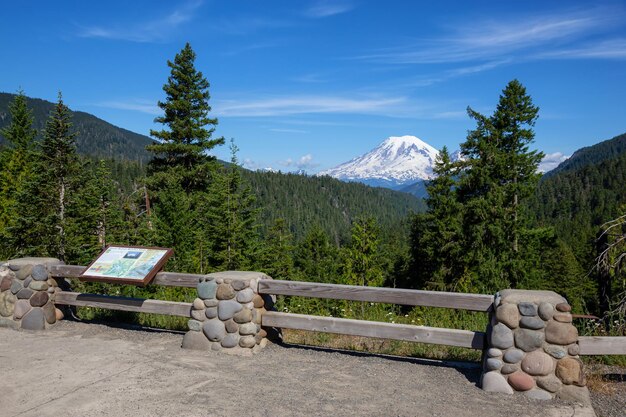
{"left": 0, "top": 92, "right": 154, "bottom": 162}
{"left": 243, "top": 170, "right": 424, "bottom": 243}
{"left": 546, "top": 132, "right": 626, "bottom": 177}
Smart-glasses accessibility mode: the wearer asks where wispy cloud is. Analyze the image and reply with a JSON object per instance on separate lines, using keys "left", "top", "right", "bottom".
{"left": 357, "top": 8, "right": 623, "bottom": 64}
{"left": 95, "top": 99, "right": 160, "bottom": 115}
{"left": 305, "top": 1, "right": 353, "bottom": 18}
{"left": 536, "top": 38, "right": 626, "bottom": 59}
{"left": 214, "top": 16, "right": 293, "bottom": 35}
{"left": 77, "top": 0, "right": 202, "bottom": 42}
{"left": 538, "top": 152, "right": 570, "bottom": 173}
{"left": 215, "top": 94, "right": 407, "bottom": 117}
{"left": 269, "top": 128, "right": 309, "bottom": 134}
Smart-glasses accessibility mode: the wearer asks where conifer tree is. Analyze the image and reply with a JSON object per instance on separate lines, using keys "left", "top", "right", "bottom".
{"left": 147, "top": 42, "right": 224, "bottom": 194}
{"left": 0, "top": 90, "right": 38, "bottom": 257}
{"left": 457, "top": 80, "right": 543, "bottom": 290}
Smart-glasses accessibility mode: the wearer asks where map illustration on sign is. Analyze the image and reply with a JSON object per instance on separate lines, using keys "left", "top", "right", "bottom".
{"left": 80, "top": 246, "right": 173, "bottom": 285}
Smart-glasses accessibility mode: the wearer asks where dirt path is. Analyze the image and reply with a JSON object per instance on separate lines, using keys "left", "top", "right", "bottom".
{"left": 0, "top": 322, "right": 596, "bottom": 417}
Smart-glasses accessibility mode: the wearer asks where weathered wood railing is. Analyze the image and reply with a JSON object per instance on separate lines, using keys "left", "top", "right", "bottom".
{"left": 48, "top": 265, "right": 625, "bottom": 355}
{"left": 258, "top": 279, "right": 492, "bottom": 350}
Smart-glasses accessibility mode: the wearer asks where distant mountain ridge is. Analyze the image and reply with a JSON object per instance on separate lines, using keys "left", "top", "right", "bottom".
{"left": 318, "top": 135, "right": 441, "bottom": 189}
{"left": 0, "top": 92, "right": 155, "bottom": 162}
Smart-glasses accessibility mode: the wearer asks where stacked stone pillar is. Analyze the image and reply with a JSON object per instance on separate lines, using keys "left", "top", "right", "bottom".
{"left": 481, "top": 289, "right": 590, "bottom": 404}
{"left": 182, "top": 271, "right": 274, "bottom": 354}
{"left": 0, "top": 258, "right": 65, "bottom": 330}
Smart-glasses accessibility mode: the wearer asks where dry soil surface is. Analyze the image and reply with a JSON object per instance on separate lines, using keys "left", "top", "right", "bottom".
{"left": 0, "top": 321, "right": 599, "bottom": 417}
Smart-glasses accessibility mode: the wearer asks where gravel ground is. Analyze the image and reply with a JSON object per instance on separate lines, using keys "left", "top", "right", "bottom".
{"left": 0, "top": 321, "right": 604, "bottom": 417}
{"left": 586, "top": 364, "right": 626, "bottom": 417}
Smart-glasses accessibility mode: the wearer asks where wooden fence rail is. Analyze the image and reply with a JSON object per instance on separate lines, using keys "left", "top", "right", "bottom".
{"left": 262, "top": 311, "right": 486, "bottom": 349}
{"left": 55, "top": 292, "right": 193, "bottom": 317}
{"left": 258, "top": 280, "right": 494, "bottom": 311}
{"left": 579, "top": 336, "right": 626, "bottom": 355}
{"left": 49, "top": 265, "right": 198, "bottom": 288}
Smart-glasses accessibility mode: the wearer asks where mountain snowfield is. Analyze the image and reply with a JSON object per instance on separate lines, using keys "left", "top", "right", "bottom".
{"left": 317, "top": 135, "right": 440, "bottom": 189}
{"left": 317, "top": 135, "right": 565, "bottom": 192}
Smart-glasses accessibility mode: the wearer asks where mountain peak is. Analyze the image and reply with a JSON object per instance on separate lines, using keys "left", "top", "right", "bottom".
{"left": 318, "top": 135, "right": 440, "bottom": 189}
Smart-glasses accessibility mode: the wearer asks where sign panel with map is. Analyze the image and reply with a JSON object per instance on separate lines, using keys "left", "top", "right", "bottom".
{"left": 80, "top": 246, "right": 173, "bottom": 286}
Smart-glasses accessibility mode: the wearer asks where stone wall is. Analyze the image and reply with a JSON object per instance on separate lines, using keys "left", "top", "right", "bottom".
{"left": 182, "top": 271, "right": 274, "bottom": 354}
{"left": 0, "top": 258, "right": 65, "bottom": 330}
{"left": 481, "top": 289, "right": 590, "bottom": 405}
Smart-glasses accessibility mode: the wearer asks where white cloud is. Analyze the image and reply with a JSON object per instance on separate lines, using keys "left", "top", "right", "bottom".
{"left": 305, "top": 1, "right": 353, "bottom": 18}
{"left": 538, "top": 152, "right": 570, "bottom": 173}
{"left": 357, "top": 8, "right": 622, "bottom": 64}
{"left": 215, "top": 95, "right": 407, "bottom": 117}
{"left": 77, "top": 0, "right": 202, "bottom": 42}
{"left": 95, "top": 99, "right": 160, "bottom": 115}
{"left": 269, "top": 128, "right": 309, "bottom": 134}
{"left": 536, "top": 38, "right": 626, "bottom": 60}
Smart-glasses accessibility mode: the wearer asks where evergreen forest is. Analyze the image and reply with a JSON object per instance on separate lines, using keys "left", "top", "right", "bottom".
{"left": 0, "top": 44, "right": 623, "bottom": 354}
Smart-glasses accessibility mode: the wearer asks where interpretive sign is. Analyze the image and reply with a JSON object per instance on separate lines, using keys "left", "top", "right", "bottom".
{"left": 80, "top": 246, "right": 173, "bottom": 286}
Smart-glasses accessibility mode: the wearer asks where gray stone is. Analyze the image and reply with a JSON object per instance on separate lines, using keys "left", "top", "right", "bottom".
{"left": 487, "top": 348, "right": 502, "bottom": 358}
{"left": 503, "top": 348, "right": 525, "bottom": 364}
{"left": 481, "top": 371, "right": 514, "bottom": 394}
{"left": 16, "top": 265, "right": 33, "bottom": 280}
{"left": 187, "top": 319, "right": 202, "bottom": 331}
{"left": 29, "top": 281, "right": 48, "bottom": 291}
{"left": 525, "top": 389, "right": 552, "bottom": 400}
{"left": 31, "top": 265, "right": 48, "bottom": 281}
{"left": 231, "top": 280, "right": 249, "bottom": 291}
{"left": 8, "top": 263, "right": 21, "bottom": 271}
{"left": 545, "top": 321, "right": 578, "bottom": 345}
{"left": 191, "top": 309, "right": 206, "bottom": 321}
{"left": 205, "top": 307, "right": 217, "bottom": 319}
{"left": 490, "top": 323, "right": 514, "bottom": 349}
{"left": 239, "top": 335, "right": 256, "bottom": 348}
{"left": 21, "top": 307, "right": 45, "bottom": 330}
{"left": 182, "top": 331, "right": 211, "bottom": 350}
{"left": 544, "top": 344, "right": 567, "bottom": 359}
{"left": 225, "top": 319, "right": 239, "bottom": 333}
{"left": 7, "top": 257, "right": 62, "bottom": 268}
{"left": 494, "top": 293, "right": 501, "bottom": 308}
{"left": 211, "top": 342, "right": 222, "bottom": 351}
{"left": 538, "top": 302, "right": 554, "bottom": 321}
{"left": 518, "top": 302, "right": 537, "bottom": 316}
{"left": 486, "top": 358, "right": 502, "bottom": 371}
{"left": 218, "top": 299, "right": 242, "bottom": 321}
{"left": 0, "top": 290, "right": 17, "bottom": 317}
{"left": 236, "top": 288, "right": 254, "bottom": 303}
{"left": 29, "top": 291, "right": 49, "bottom": 307}
{"left": 499, "top": 289, "right": 565, "bottom": 306}
{"left": 239, "top": 322, "right": 257, "bottom": 335}
{"left": 521, "top": 350, "right": 554, "bottom": 376}
{"left": 216, "top": 283, "right": 235, "bottom": 300}
{"left": 233, "top": 308, "right": 252, "bottom": 324}
{"left": 204, "top": 299, "right": 219, "bottom": 307}
{"left": 221, "top": 333, "right": 239, "bottom": 348}
{"left": 16, "top": 288, "right": 33, "bottom": 299}
{"left": 202, "top": 319, "right": 226, "bottom": 342}
{"left": 0, "top": 317, "right": 19, "bottom": 329}
{"left": 568, "top": 344, "right": 580, "bottom": 356}
{"left": 47, "top": 286, "right": 55, "bottom": 294}
{"left": 10, "top": 279, "right": 22, "bottom": 294}
{"left": 495, "top": 303, "right": 519, "bottom": 328}
{"left": 514, "top": 329, "right": 545, "bottom": 352}
{"left": 42, "top": 302, "right": 56, "bottom": 324}
{"left": 13, "top": 300, "right": 31, "bottom": 320}
{"left": 23, "top": 277, "right": 32, "bottom": 289}
{"left": 556, "top": 385, "right": 592, "bottom": 406}
{"left": 197, "top": 279, "right": 218, "bottom": 299}
{"left": 192, "top": 298, "right": 205, "bottom": 310}
{"left": 519, "top": 316, "right": 545, "bottom": 330}
{"left": 536, "top": 375, "right": 562, "bottom": 393}
{"left": 501, "top": 364, "right": 519, "bottom": 374}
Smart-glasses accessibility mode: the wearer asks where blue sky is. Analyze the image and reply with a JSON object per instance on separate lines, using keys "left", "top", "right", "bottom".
{"left": 1, "top": 0, "right": 625, "bottom": 173}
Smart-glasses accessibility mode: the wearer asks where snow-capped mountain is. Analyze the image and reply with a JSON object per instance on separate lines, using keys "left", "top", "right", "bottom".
{"left": 317, "top": 135, "right": 440, "bottom": 189}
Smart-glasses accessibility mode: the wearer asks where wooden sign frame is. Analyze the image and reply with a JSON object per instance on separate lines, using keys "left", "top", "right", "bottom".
{"left": 79, "top": 245, "right": 174, "bottom": 286}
